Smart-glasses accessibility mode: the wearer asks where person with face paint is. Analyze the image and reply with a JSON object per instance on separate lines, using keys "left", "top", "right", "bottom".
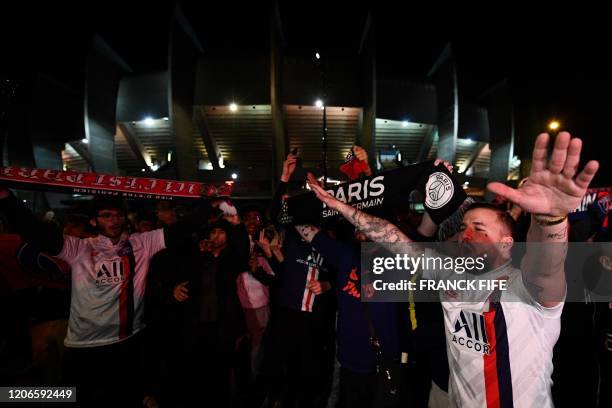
{"left": 307, "top": 132, "right": 599, "bottom": 408}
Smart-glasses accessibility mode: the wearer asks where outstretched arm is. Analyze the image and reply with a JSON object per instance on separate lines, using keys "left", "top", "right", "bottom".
{"left": 488, "top": 132, "right": 599, "bottom": 307}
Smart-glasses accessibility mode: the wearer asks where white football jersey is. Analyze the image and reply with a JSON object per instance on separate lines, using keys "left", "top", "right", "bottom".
{"left": 58, "top": 230, "right": 165, "bottom": 347}
{"left": 427, "top": 259, "right": 563, "bottom": 408}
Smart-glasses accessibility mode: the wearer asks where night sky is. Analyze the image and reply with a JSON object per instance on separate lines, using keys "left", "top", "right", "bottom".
{"left": 2, "top": 2, "right": 609, "bottom": 184}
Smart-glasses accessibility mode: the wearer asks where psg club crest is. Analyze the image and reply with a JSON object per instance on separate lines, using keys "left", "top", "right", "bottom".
{"left": 425, "top": 172, "right": 454, "bottom": 209}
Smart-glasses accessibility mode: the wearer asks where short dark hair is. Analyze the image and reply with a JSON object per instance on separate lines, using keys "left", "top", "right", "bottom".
{"left": 241, "top": 205, "right": 266, "bottom": 224}
{"left": 156, "top": 200, "right": 175, "bottom": 212}
{"left": 136, "top": 209, "right": 157, "bottom": 224}
{"left": 464, "top": 202, "right": 516, "bottom": 239}
{"left": 90, "top": 196, "right": 126, "bottom": 218}
{"left": 241, "top": 205, "right": 264, "bottom": 218}
{"left": 209, "top": 219, "right": 233, "bottom": 238}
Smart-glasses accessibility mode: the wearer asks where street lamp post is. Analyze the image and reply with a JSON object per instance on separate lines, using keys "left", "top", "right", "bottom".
{"left": 315, "top": 50, "right": 328, "bottom": 188}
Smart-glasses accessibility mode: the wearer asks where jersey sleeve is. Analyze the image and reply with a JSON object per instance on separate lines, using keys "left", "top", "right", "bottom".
{"left": 133, "top": 228, "right": 166, "bottom": 257}
{"left": 57, "top": 235, "right": 83, "bottom": 262}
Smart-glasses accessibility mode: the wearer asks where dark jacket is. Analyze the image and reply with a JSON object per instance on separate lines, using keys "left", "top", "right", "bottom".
{"left": 311, "top": 232, "right": 400, "bottom": 373}
{"left": 269, "top": 181, "right": 334, "bottom": 313}
{"left": 174, "top": 245, "right": 246, "bottom": 342}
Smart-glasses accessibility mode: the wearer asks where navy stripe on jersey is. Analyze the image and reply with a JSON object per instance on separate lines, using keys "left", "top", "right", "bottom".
{"left": 494, "top": 303, "right": 514, "bottom": 408}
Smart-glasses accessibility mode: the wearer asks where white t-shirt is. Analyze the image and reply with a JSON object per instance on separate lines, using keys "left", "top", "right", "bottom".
{"left": 425, "top": 257, "right": 563, "bottom": 408}
{"left": 237, "top": 256, "right": 275, "bottom": 309}
{"left": 58, "top": 230, "right": 165, "bottom": 348}
{"left": 236, "top": 237, "right": 275, "bottom": 309}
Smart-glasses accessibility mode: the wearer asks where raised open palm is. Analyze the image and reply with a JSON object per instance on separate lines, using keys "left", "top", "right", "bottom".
{"left": 488, "top": 132, "right": 599, "bottom": 217}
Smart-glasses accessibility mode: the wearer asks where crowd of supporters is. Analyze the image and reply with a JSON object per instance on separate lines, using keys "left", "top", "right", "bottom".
{"left": 1, "top": 134, "right": 610, "bottom": 408}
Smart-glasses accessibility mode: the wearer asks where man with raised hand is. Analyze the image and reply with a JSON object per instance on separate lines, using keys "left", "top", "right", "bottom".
{"left": 0, "top": 191, "right": 201, "bottom": 406}
{"left": 265, "top": 151, "right": 335, "bottom": 408}
{"left": 307, "top": 132, "right": 598, "bottom": 407}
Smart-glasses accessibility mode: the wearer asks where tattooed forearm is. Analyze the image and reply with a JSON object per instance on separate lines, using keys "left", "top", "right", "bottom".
{"left": 346, "top": 207, "right": 411, "bottom": 243}
{"left": 523, "top": 219, "right": 568, "bottom": 306}
{"left": 527, "top": 217, "right": 569, "bottom": 243}
{"left": 546, "top": 226, "right": 568, "bottom": 240}
{"left": 295, "top": 224, "right": 320, "bottom": 243}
